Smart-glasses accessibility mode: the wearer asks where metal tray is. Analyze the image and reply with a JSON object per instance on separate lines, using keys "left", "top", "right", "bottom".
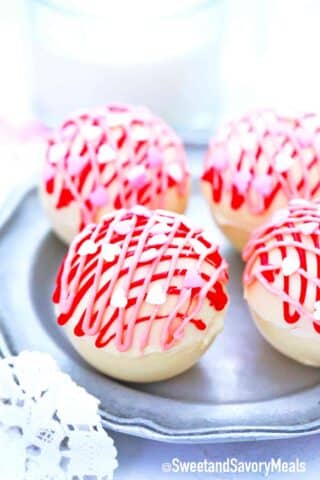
{"left": 1, "top": 179, "right": 320, "bottom": 444}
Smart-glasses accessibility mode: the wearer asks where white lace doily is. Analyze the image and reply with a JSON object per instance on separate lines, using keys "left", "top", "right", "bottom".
{"left": 0, "top": 351, "right": 118, "bottom": 480}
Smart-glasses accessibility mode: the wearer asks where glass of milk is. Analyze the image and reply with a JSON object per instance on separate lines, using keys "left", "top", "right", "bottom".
{"left": 28, "top": 0, "right": 225, "bottom": 144}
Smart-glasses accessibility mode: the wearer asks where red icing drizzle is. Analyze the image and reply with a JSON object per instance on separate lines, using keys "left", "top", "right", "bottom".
{"left": 54, "top": 208, "right": 228, "bottom": 352}
{"left": 243, "top": 198, "right": 320, "bottom": 333}
{"left": 202, "top": 110, "right": 320, "bottom": 215}
{"left": 43, "top": 104, "right": 189, "bottom": 232}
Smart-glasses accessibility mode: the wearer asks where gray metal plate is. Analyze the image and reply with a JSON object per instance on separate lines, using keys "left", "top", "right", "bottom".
{"left": 1, "top": 180, "right": 320, "bottom": 443}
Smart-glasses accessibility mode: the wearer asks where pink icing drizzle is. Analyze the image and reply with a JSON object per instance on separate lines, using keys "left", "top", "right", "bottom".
{"left": 53, "top": 208, "right": 229, "bottom": 352}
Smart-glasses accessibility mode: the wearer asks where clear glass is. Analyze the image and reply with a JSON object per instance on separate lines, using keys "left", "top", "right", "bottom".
{"left": 28, "top": 0, "right": 225, "bottom": 144}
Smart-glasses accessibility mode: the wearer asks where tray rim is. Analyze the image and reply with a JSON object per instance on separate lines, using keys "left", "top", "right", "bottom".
{"left": 1, "top": 181, "right": 320, "bottom": 443}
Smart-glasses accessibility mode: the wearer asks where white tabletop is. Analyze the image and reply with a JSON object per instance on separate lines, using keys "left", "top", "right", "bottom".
{"left": 1, "top": 1, "right": 320, "bottom": 478}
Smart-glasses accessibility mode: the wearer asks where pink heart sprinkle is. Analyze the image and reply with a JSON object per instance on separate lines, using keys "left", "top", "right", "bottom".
{"left": 183, "top": 269, "right": 205, "bottom": 289}
{"left": 252, "top": 174, "right": 273, "bottom": 196}
{"left": 114, "top": 220, "right": 133, "bottom": 235}
{"left": 89, "top": 186, "right": 108, "bottom": 207}
{"left": 296, "top": 128, "right": 312, "bottom": 148}
{"left": 233, "top": 171, "right": 252, "bottom": 194}
{"left": 211, "top": 150, "right": 229, "bottom": 172}
{"left": 147, "top": 147, "right": 163, "bottom": 167}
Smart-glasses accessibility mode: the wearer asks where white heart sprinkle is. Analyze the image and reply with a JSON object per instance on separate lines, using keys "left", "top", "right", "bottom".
{"left": 189, "top": 238, "right": 207, "bottom": 255}
{"left": 150, "top": 223, "right": 171, "bottom": 234}
{"left": 114, "top": 220, "right": 133, "bottom": 235}
{"left": 71, "top": 136, "right": 85, "bottom": 156}
{"left": 110, "top": 287, "right": 127, "bottom": 308}
{"left": 127, "top": 165, "right": 147, "bottom": 182}
{"left": 148, "top": 234, "right": 168, "bottom": 246}
{"left": 167, "top": 163, "right": 183, "bottom": 182}
{"left": 131, "top": 125, "right": 149, "bottom": 141}
{"left": 274, "top": 153, "right": 293, "bottom": 173}
{"left": 290, "top": 198, "right": 311, "bottom": 207}
{"left": 107, "top": 113, "right": 129, "bottom": 127}
{"left": 78, "top": 239, "right": 98, "bottom": 256}
{"left": 271, "top": 208, "right": 289, "bottom": 225}
{"left": 146, "top": 284, "right": 167, "bottom": 305}
{"left": 97, "top": 144, "right": 116, "bottom": 163}
{"left": 49, "top": 143, "right": 68, "bottom": 164}
{"left": 282, "top": 255, "right": 300, "bottom": 276}
{"left": 101, "top": 242, "right": 121, "bottom": 262}
{"left": 314, "top": 309, "right": 320, "bottom": 321}
{"left": 299, "top": 222, "right": 318, "bottom": 235}
{"left": 241, "top": 132, "right": 257, "bottom": 151}
{"left": 82, "top": 125, "right": 101, "bottom": 141}
{"left": 140, "top": 248, "right": 158, "bottom": 263}
{"left": 130, "top": 205, "right": 151, "bottom": 217}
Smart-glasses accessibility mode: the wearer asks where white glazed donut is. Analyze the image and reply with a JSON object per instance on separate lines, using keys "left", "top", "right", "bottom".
{"left": 202, "top": 109, "right": 320, "bottom": 251}
{"left": 243, "top": 198, "right": 320, "bottom": 366}
{"left": 40, "top": 104, "right": 190, "bottom": 244}
{"left": 53, "top": 206, "right": 229, "bottom": 382}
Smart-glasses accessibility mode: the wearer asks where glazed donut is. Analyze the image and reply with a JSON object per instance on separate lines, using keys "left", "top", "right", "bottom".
{"left": 53, "top": 206, "right": 229, "bottom": 382}
{"left": 243, "top": 198, "right": 320, "bottom": 366}
{"left": 40, "top": 104, "right": 190, "bottom": 244}
{"left": 202, "top": 109, "right": 320, "bottom": 251}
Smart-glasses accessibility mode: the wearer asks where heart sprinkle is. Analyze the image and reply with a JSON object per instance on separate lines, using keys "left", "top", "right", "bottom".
{"left": 89, "top": 186, "right": 108, "bottom": 207}
{"left": 97, "top": 144, "right": 116, "bottom": 164}
{"left": 281, "top": 255, "right": 300, "bottom": 276}
{"left": 274, "top": 153, "right": 293, "bottom": 173}
{"left": 299, "top": 222, "right": 318, "bottom": 235}
{"left": 127, "top": 165, "right": 148, "bottom": 189}
{"left": 146, "top": 284, "right": 167, "bottom": 305}
{"left": 233, "top": 170, "right": 252, "bottom": 194}
{"left": 252, "top": 174, "right": 273, "bottom": 196}
{"left": 167, "top": 163, "right": 183, "bottom": 182}
{"left": 211, "top": 151, "right": 229, "bottom": 172}
{"left": 183, "top": 269, "right": 204, "bottom": 289}
{"left": 78, "top": 240, "right": 98, "bottom": 256}
{"left": 147, "top": 147, "right": 163, "bottom": 167}
{"left": 189, "top": 238, "right": 207, "bottom": 255}
{"left": 49, "top": 143, "right": 68, "bottom": 164}
{"left": 148, "top": 234, "right": 168, "bottom": 246}
{"left": 271, "top": 208, "right": 289, "bottom": 225}
{"left": 114, "top": 220, "right": 133, "bottom": 235}
{"left": 101, "top": 243, "right": 121, "bottom": 262}
{"left": 130, "top": 205, "right": 150, "bottom": 217}
{"left": 110, "top": 287, "right": 128, "bottom": 308}
{"left": 140, "top": 248, "right": 158, "bottom": 263}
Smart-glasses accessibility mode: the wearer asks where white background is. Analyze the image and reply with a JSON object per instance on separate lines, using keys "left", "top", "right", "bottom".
{"left": 1, "top": 1, "right": 320, "bottom": 478}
